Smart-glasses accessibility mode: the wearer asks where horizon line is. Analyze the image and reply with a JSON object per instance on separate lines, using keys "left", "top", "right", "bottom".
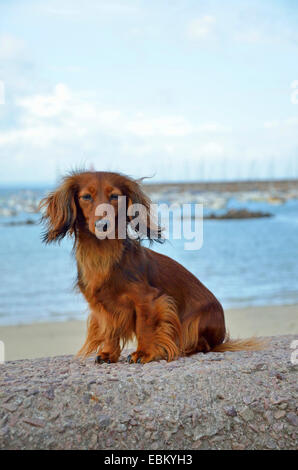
{"left": 0, "top": 176, "right": 298, "bottom": 189}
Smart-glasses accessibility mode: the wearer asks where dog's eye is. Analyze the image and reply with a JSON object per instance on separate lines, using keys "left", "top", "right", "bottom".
{"left": 81, "top": 194, "right": 92, "bottom": 201}
{"left": 110, "top": 194, "right": 119, "bottom": 201}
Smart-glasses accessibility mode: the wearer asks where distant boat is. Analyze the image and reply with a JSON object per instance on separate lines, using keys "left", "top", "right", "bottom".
{"left": 267, "top": 196, "right": 285, "bottom": 205}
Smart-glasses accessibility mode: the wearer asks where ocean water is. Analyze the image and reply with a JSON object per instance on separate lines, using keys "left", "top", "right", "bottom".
{"left": 0, "top": 191, "right": 297, "bottom": 326}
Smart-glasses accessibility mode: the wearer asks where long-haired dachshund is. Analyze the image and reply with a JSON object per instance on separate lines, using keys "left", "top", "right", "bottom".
{"left": 40, "top": 170, "right": 263, "bottom": 363}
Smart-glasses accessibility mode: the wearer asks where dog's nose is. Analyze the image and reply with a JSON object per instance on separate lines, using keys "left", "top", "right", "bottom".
{"left": 95, "top": 219, "right": 110, "bottom": 233}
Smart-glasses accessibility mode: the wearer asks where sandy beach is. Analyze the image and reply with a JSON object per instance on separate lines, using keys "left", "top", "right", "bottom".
{"left": 1, "top": 304, "right": 297, "bottom": 361}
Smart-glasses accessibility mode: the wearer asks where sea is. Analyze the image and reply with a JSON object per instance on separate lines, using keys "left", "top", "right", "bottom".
{"left": 0, "top": 188, "right": 297, "bottom": 326}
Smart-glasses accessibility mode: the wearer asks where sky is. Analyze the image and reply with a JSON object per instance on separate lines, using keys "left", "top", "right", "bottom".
{"left": 0, "top": 0, "right": 298, "bottom": 184}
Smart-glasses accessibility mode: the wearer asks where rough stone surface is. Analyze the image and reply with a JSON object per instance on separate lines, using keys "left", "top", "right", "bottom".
{"left": 0, "top": 335, "right": 297, "bottom": 450}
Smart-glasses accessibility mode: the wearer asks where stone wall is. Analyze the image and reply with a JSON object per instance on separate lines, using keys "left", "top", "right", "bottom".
{"left": 0, "top": 335, "right": 297, "bottom": 450}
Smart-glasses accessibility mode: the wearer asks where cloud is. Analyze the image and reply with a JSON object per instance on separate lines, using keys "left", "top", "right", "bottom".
{"left": 0, "top": 34, "right": 25, "bottom": 60}
{"left": 1, "top": 1, "right": 298, "bottom": 183}
{"left": 264, "top": 120, "right": 280, "bottom": 129}
{"left": 17, "top": 84, "right": 72, "bottom": 118}
{"left": 0, "top": 81, "right": 233, "bottom": 158}
{"left": 0, "top": 82, "right": 235, "bottom": 181}
{"left": 187, "top": 15, "right": 216, "bottom": 41}
{"left": 186, "top": 2, "right": 298, "bottom": 47}
{"left": 186, "top": 14, "right": 265, "bottom": 45}
{"left": 8, "top": 83, "right": 229, "bottom": 140}
{"left": 1, "top": 81, "right": 297, "bottom": 182}
{"left": 264, "top": 117, "right": 298, "bottom": 129}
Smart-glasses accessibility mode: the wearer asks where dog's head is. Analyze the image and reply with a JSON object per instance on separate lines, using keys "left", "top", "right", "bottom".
{"left": 40, "top": 170, "right": 162, "bottom": 244}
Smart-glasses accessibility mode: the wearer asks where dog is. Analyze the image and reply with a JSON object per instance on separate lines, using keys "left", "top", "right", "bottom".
{"left": 40, "top": 170, "right": 264, "bottom": 363}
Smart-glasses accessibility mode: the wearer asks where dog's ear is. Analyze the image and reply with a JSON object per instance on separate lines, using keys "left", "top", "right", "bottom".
{"left": 39, "top": 177, "right": 77, "bottom": 243}
{"left": 124, "top": 178, "right": 163, "bottom": 243}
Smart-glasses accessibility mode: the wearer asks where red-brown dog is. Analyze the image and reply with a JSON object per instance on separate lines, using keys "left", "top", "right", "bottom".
{"left": 40, "top": 170, "right": 263, "bottom": 363}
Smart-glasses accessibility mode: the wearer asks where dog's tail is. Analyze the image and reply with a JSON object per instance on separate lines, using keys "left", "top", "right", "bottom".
{"left": 211, "top": 334, "right": 268, "bottom": 352}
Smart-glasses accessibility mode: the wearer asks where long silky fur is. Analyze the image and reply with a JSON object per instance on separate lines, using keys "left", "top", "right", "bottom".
{"left": 211, "top": 335, "right": 268, "bottom": 352}
{"left": 41, "top": 170, "right": 267, "bottom": 363}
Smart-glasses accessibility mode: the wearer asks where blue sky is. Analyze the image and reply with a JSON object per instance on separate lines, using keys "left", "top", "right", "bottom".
{"left": 0, "top": 0, "right": 298, "bottom": 184}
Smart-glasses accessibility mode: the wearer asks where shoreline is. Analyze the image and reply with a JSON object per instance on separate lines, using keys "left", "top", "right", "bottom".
{"left": 144, "top": 178, "right": 298, "bottom": 193}
{"left": 0, "top": 304, "right": 297, "bottom": 361}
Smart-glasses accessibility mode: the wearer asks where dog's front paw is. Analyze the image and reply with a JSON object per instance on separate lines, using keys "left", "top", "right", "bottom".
{"left": 95, "top": 355, "right": 110, "bottom": 364}
{"left": 94, "top": 351, "right": 119, "bottom": 364}
{"left": 127, "top": 350, "right": 157, "bottom": 364}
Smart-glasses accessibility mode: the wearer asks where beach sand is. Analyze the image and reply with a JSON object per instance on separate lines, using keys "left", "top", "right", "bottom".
{"left": 1, "top": 304, "right": 297, "bottom": 361}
